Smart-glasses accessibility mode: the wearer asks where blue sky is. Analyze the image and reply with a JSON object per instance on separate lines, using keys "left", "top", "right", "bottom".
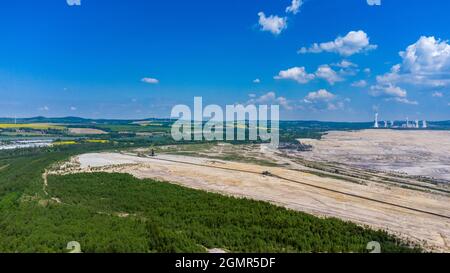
{"left": 1, "top": 0, "right": 450, "bottom": 121}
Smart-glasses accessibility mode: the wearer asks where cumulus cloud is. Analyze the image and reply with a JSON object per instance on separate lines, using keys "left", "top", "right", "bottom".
{"left": 258, "top": 12, "right": 287, "bottom": 35}
{"left": 335, "top": 60, "right": 357, "bottom": 68}
{"left": 67, "top": 0, "right": 81, "bottom": 6}
{"left": 274, "top": 66, "right": 315, "bottom": 84}
{"left": 333, "top": 60, "right": 359, "bottom": 76}
{"left": 286, "top": 0, "right": 303, "bottom": 14}
{"left": 304, "top": 89, "right": 336, "bottom": 102}
{"left": 432, "top": 91, "right": 444, "bottom": 97}
{"left": 369, "top": 82, "right": 418, "bottom": 105}
{"left": 400, "top": 36, "right": 450, "bottom": 84}
{"left": 315, "top": 65, "right": 344, "bottom": 85}
{"left": 351, "top": 80, "right": 368, "bottom": 88}
{"left": 70, "top": 106, "right": 77, "bottom": 111}
{"left": 39, "top": 106, "right": 49, "bottom": 111}
{"left": 367, "top": 0, "right": 381, "bottom": 6}
{"left": 377, "top": 36, "right": 450, "bottom": 88}
{"left": 298, "top": 30, "right": 377, "bottom": 56}
{"left": 370, "top": 84, "right": 407, "bottom": 98}
{"left": 274, "top": 96, "right": 292, "bottom": 110}
{"left": 369, "top": 84, "right": 418, "bottom": 105}
{"left": 371, "top": 36, "right": 450, "bottom": 105}
{"left": 302, "top": 89, "right": 346, "bottom": 111}
{"left": 253, "top": 78, "right": 261, "bottom": 84}
{"left": 247, "top": 92, "right": 292, "bottom": 110}
{"left": 275, "top": 64, "right": 349, "bottom": 85}
{"left": 409, "top": 37, "right": 449, "bottom": 66}
{"left": 141, "top": 77, "right": 159, "bottom": 84}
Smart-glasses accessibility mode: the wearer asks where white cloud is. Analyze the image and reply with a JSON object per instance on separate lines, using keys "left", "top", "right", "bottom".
{"left": 39, "top": 106, "right": 49, "bottom": 111}
{"left": 299, "top": 30, "right": 377, "bottom": 56}
{"left": 403, "top": 36, "right": 450, "bottom": 75}
{"left": 275, "top": 64, "right": 349, "bottom": 85}
{"left": 370, "top": 84, "right": 407, "bottom": 98}
{"left": 257, "top": 12, "right": 287, "bottom": 35}
{"left": 364, "top": 68, "right": 371, "bottom": 74}
{"left": 302, "top": 89, "right": 346, "bottom": 111}
{"left": 247, "top": 92, "right": 292, "bottom": 110}
{"left": 377, "top": 36, "right": 450, "bottom": 88}
{"left": 334, "top": 60, "right": 359, "bottom": 76}
{"left": 275, "top": 96, "right": 292, "bottom": 110}
{"left": 401, "top": 36, "right": 450, "bottom": 85}
{"left": 67, "top": 0, "right": 81, "bottom": 6}
{"left": 274, "top": 66, "right": 315, "bottom": 84}
{"left": 369, "top": 84, "right": 417, "bottom": 104}
{"left": 70, "top": 106, "right": 77, "bottom": 111}
{"left": 335, "top": 60, "right": 357, "bottom": 68}
{"left": 141, "top": 77, "right": 159, "bottom": 84}
{"left": 376, "top": 64, "right": 401, "bottom": 85}
{"left": 315, "top": 65, "right": 344, "bottom": 85}
{"left": 371, "top": 36, "right": 450, "bottom": 106}
{"left": 286, "top": 0, "right": 303, "bottom": 15}
{"left": 388, "top": 97, "right": 419, "bottom": 105}
{"left": 254, "top": 92, "right": 277, "bottom": 103}
{"left": 304, "top": 89, "right": 336, "bottom": 102}
{"left": 432, "top": 91, "right": 444, "bottom": 97}
{"left": 384, "top": 86, "right": 407, "bottom": 97}
{"left": 253, "top": 78, "right": 261, "bottom": 84}
{"left": 351, "top": 80, "right": 368, "bottom": 87}
{"left": 367, "top": 0, "right": 381, "bottom": 6}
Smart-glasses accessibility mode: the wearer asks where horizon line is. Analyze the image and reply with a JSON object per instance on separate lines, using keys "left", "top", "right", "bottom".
{"left": 0, "top": 116, "right": 446, "bottom": 124}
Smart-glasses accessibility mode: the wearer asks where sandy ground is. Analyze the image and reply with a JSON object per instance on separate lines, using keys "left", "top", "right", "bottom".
{"left": 300, "top": 130, "right": 450, "bottom": 181}
{"left": 58, "top": 152, "right": 450, "bottom": 252}
{"left": 68, "top": 128, "right": 108, "bottom": 135}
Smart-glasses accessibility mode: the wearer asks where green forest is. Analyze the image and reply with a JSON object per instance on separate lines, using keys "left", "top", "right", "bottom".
{"left": 0, "top": 145, "right": 420, "bottom": 253}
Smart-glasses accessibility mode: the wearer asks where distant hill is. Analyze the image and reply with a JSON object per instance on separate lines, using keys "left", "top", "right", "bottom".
{"left": 0, "top": 116, "right": 172, "bottom": 125}
{"left": 1, "top": 117, "right": 449, "bottom": 130}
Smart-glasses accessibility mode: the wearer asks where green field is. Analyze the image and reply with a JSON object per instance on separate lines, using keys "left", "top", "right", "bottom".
{"left": 0, "top": 123, "right": 65, "bottom": 130}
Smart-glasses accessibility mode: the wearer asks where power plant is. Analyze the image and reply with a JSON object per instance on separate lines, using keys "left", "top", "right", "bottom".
{"left": 373, "top": 113, "right": 428, "bottom": 129}
{"left": 374, "top": 113, "right": 379, "bottom": 128}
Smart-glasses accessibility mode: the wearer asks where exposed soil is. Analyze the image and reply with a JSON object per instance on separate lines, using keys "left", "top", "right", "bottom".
{"left": 53, "top": 152, "right": 450, "bottom": 252}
